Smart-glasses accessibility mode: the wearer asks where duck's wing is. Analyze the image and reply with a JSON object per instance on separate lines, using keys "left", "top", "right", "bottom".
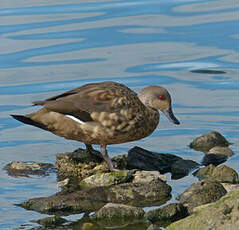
{"left": 33, "top": 82, "right": 139, "bottom": 122}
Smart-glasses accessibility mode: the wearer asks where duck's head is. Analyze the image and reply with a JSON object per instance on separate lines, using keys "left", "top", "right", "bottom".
{"left": 138, "top": 85, "right": 180, "bottom": 125}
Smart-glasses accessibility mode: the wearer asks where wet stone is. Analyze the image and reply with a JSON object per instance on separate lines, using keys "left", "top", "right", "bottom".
{"left": 176, "top": 180, "right": 227, "bottom": 213}
{"left": 4, "top": 161, "right": 55, "bottom": 177}
{"left": 189, "top": 131, "right": 230, "bottom": 152}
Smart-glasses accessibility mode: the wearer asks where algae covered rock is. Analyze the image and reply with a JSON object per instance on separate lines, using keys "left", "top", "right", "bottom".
{"left": 194, "top": 164, "right": 239, "bottom": 184}
{"left": 166, "top": 189, "right": 239, "bottom": 230}
{"left": 177, "top": 180, "right": 227, "bottom": 212}
{"left": 189, "top": 131, "right": 229, "bottom": 152}
{"left": 145, "top": 203, "right": 188, "bottom": 223}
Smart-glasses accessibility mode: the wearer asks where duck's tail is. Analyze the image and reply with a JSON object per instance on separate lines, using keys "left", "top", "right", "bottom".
{"left": 11, "top": 114, "right": 47, "bottom": 130}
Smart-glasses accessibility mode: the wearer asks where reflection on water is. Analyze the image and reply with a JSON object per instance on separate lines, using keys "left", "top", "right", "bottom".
{"left": 1, "top": 0, "right": 239, "bottom": 229}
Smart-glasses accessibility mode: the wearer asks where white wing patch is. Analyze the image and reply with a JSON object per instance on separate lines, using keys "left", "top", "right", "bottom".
{"left": 66, "top": 115, "right": 84, "bottom": 124}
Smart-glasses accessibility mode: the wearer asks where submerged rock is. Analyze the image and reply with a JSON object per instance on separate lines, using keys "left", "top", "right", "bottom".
{"left": 176, "top": 180, "right": 227, "bottom": 213}
{"left": 145, "top": 203, "right": 188, "bottom": 223}
{"left": 194, "top": 164, "right": 239, "bottom": 184}
{"left": 20, "top": 180, "right": 171, "bottom": 215}
{"left": 4, "top": 161, "right": 55, "bottom": 177}
{"left": 166, "top": 189, "right": 239, "bottom": 230}
{"left": 189, "top": 131, "right": 229, "bottom": 152}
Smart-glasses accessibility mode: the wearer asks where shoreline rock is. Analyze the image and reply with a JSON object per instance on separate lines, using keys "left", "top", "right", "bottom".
{"left": 189, "top": 131, "right": 230, "bottom": 152}
{"left": 4, "top": 161, "right": 55, "bottom": 177}
{"left": 193, "top": 164, "right": 239, "bottom": 184}
{"left": 20, "top": 180, "right": 172, "bottom": 215}
{"left": 166, "top": 189, "right": 239, "bottom": 230}
{"left": 176, "top": 180, "right": 227, "bottom": 213}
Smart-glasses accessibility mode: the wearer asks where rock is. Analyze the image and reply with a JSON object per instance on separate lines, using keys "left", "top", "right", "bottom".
{"left": 171, "top": 159, "right": 200, "bottom": 179}
{"left": 145, "top": 203, "right": 188, "bottom": 223}
{"left": 95, "top": 203, "right": 144, "bottom": 220}
{"left": 176, "top": 180, "right": 227, "bottom": 213}
{"left": 93, "top": 203, "right": 146, "bottom": 228}
{"left": 56, "top": 146, "right": 199, "bottom": 182}
{"left": 80, "top": 170, "right": 133, "bottom": 189}
{"left": 166, "top": 189, "right": 239, "bottom": 230}
{"left": 189, "top": 131, "right": 229, "bottom": 152}
{"left": 201, "top": 153, "right": 228, "bottom": 166}
{"left": 127, "top": 146, "right": 181, "bottom": 172}
{"left": 222, "top": 183, "right": 239, "bottom": 192}
{"left": 37, "top": 216, "right": 67, "bottom": 227}
{"left": 20, "top": 180, "right": 171, "bottom": 215}
{"left": 4, "top": 161, "right": 55, "bottom": 177}
{"left": 194, "top": 165, "right": 239, "bottom": 184}
{"left": 112, "top": 154, "right": 128, "bottom": 170}
{"left": 127, "top": 147, "right": 198, "bottom": 178}
{"left": 207, "top": 146, "right": 234, "bottom": 157}
{"left": 55, "top": 148, "right": 107, "bottom": 180}
{"left": 147, "top": 224, "right": 161, "bottom": 230}
{"left": 133, "top": 170, "right": 167, "bottom": 183}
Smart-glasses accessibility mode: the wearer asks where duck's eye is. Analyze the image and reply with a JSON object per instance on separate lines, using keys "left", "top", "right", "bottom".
{"left": 159, "top": 95, "right": 165, "bottom": 100}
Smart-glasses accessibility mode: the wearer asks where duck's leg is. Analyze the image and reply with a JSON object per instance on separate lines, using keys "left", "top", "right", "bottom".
{"left": 85, "top": 144, "right": 103, "bottom": 160}
{"left": 100, "top": 144, "right": 119, "bottom": 172}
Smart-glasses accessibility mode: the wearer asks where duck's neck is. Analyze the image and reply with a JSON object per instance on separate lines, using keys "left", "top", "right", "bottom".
{"left": 138, "top": 92, "right": 154, "bottom": 109}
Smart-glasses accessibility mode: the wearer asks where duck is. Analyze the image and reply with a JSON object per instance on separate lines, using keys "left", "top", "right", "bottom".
{"left": 11, "top": 81, "right": 180, "bottom": 171}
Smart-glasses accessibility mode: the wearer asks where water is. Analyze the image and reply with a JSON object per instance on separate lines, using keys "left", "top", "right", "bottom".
{"left": 0, "top": 0, "right": 239, "bottom": 229}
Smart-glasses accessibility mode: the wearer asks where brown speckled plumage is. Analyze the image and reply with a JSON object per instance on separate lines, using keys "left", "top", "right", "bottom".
{"left": 11, "top": 81, "right": 180, "bottom": 171}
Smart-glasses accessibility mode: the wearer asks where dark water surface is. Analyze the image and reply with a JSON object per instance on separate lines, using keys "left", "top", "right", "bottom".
{"left": 1, "top": 0, "right": 239, "bottom": 229}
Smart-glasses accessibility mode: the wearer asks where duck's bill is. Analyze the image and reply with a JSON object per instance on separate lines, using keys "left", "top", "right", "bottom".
{"left": 162, "top": 107, "right": 180, "bottom": 125}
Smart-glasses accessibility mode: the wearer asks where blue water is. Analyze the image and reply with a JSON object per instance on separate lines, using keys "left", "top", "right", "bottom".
{"left": 1, "top": 0, "right": 239, "bottom": 229}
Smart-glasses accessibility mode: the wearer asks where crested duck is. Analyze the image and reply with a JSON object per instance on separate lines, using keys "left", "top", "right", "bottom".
{"left": 11, "top": 81, "right": 180, "bottom": 171}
